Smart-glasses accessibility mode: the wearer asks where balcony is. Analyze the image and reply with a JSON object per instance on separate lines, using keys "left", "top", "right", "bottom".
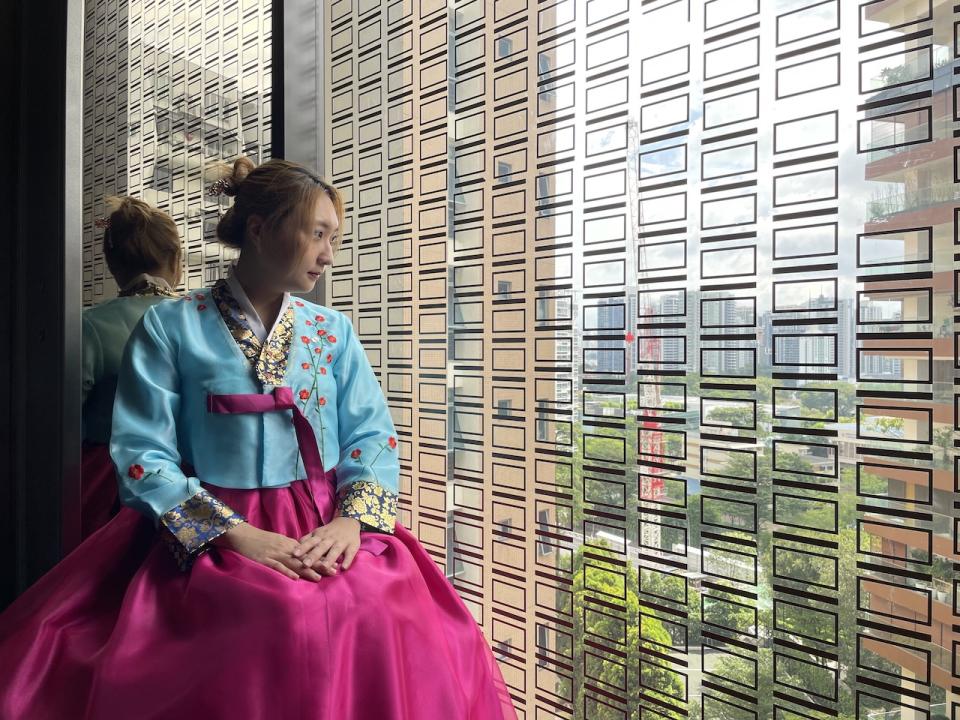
{"left": 867, "top": 183, "right": 960, "bottom": 221}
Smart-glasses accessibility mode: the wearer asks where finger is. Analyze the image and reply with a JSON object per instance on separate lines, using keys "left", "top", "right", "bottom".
{"left": 302, "top": 538, "right": 336, "bottom": 568}
{"left": 313, "top": 555, "right": 341, "bottom": 577}
{"left": 320, "top": 542, "right": 347, "bottom": 569}
{"left": 311, "top": 540, "right": 343, "bottom": 575}
{"left": 266, "top": 558, "right": 300, "bottom": 581}
{"left": 340, "top": 545, "right": 360, "bottom": 571}
{"left": 296, "top": 528, "right": 325, "bottom": 547}
{"left": 279, "top": 554, "right": 323, "bottom": 582}
{"left": 293, "top": 561, "right": 324, "bottom": 582}
{"left": 292, "top": 535, "right": 324, "bottom": 558}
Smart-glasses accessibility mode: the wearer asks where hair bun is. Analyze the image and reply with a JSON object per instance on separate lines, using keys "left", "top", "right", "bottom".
{"left": 225, "top": 156, "right": 256, "bottom": 197}
{"left": 105, "top": 195, "right": 152, "bottom": 229}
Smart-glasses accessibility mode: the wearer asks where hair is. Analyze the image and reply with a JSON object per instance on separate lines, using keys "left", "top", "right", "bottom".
{"left": 213, "top": 157, "right": 344, "bottom": 253}
{"left": 101, "top": 196, "right": 181, "bottom": 287}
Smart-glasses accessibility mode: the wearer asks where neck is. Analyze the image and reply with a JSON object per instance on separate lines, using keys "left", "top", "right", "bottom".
{"left": 234, "top": 254, "right": 285, "bottom": 325}
{"left": 154, "top": 267, "right": 179, "bottom": 288}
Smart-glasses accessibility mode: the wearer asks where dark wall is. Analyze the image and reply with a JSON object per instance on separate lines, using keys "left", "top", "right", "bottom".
{"left": 0, "top": 0, "right": 83, "bottom": 608}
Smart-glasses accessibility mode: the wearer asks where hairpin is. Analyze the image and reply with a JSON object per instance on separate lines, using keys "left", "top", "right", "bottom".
{"left": 207, "top": 178, "right": 233, "bottom": 197}
{"left": 94, "top": 216, "right": 111, "bottom": 229}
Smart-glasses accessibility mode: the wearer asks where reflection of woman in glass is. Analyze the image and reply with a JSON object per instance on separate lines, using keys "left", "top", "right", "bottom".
{"left": 0, "top": 158, "right": 516, "bottom": 720}
{"left": 81, "top": 196, "right": 180, "bottom": 538}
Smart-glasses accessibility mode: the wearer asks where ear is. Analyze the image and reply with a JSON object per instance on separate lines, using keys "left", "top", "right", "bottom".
{"left": 246, "top": 214, "right": 264, "bottom": 252}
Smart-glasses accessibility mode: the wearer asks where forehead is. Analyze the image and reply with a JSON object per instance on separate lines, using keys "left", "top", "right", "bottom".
{"left": 313, "top": 192, "right": 339, "bottom": 229}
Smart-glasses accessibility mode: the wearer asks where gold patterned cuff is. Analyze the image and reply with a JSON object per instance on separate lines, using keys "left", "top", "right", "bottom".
{"left": 159, "top": 489, "right": 245, "bottom": 571}
{"left": 338, "top": 480, "right": 398, "bottom": 533}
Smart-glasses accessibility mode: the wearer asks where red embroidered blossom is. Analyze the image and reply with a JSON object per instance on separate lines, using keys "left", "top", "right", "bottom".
{"left": 320, "top": 367, "right": 327, "bottom": 375}
{"left": 197, "top": 304, "right": 207, "bottom": 312}
{"left": 305, "top": 320, "right": 313, "bottom": 326}
{"left": 351, "top": 448, "right": 361, "bottom": 459}
{"left": 314, "top": 347, "right": 322, "bottom": 354}
{"left": 295, "top": 301, "right": 305, "bottom": 307}
{"left": 301, "top": 362, "right": 310, "bottom": 370}
{"left": 299, "top": 389, "right": 311, "bottom": 401}
{"left": 316, "top": 315, "right": 325, "bottom": 322}
{"left": 318, "top": 397, "right": 327, "bottom": 406}
{"left": 327, "top": 335, "right": 337, "bottom": 343}
{"left": 326, "top": 354, "right": 333, "bottom": 363}
{"left": 625, "top": 331, "right": 635, "bottom": 343}
{"left": 388, "top": 436, "right": 397, "bottom": 449}
{"left": 184, "top": 296, "right": 192, "bottom": 301}
{"left": 196, "top": 294, "right": 205, "bottom": 301}
{"left": 127, "top": 464, "right": 145, "bottom": 480}
{"left": 301, "top": 336, "right": 312, "bottom": 344}
{"left": 318, "top": 329, "right": 327, "bottom": 337}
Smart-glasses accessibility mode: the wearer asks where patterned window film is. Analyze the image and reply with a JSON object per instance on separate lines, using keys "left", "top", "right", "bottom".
{"left": 82, "top": 0, "right": 274, "bottom": 305}
{"left": 324, "top": 1, "right": 960, "bottom": 718}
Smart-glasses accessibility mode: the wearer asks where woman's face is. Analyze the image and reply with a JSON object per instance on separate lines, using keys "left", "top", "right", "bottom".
{"left": 248, "top": 192, "right": 338, "bottom": 294}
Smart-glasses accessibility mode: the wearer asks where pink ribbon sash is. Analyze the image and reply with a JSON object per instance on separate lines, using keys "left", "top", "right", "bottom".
{"left": 206, "top": 386, "right": 335, "bottom": 526}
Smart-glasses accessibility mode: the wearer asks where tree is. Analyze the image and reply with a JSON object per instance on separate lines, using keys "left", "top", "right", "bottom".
{"left": 557, "top": 542, "right": 686, "bottom": 719}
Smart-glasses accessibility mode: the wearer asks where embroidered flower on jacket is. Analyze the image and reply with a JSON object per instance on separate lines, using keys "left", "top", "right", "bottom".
{"left": 197, "top": 304, "right": 207, "bottom": 312}
{"left": 196, "top": 294, "right": 206, "bottom": 301}
{"left": 295, "top": 301, "right": 305, "bottom": 307}
{"left": 346, "top": 438, "right": 399, "bottom": 490}
{"left": 294, "top": 312, "right": 341, "bottom": 471}
{"left": 327, "top": 354, "right": 333, "bottom": 363}
{"left": 128, "top": 464, "right": 145, "bottom": 480}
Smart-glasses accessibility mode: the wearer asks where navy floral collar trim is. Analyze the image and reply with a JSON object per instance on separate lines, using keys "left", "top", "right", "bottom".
{"left": 211, "top": 279, "right": 294, "bottom": 386}
{"left": 119, "top": 275, "right": 179, "bottom": 299}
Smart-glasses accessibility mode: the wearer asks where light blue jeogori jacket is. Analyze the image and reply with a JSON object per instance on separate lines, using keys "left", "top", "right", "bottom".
{"left": 110, "top": 278, "right": 399, "bottom": 568}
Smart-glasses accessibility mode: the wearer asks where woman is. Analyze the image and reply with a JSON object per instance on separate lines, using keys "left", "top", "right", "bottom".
{"left": 81, "top": 196, "right": 180, "bottom": 539}
{"left": 0, "top": 158, "right": 517, "bottom": 720}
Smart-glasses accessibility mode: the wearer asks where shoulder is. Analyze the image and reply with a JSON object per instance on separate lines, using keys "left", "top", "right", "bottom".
{"left": 82, "top": 296, "right": 125, "bottom": 326}
{"left": 142, "top": 288, "right": 214, "bottom": 338}
{"left": 150, "top": 288, "right": 212, "bottom": 320}
{"left": 84, "top": 295, "right": 170, "bottom": 329}
{"left": 290, "top": 298, "right": 353, "bottom": 333}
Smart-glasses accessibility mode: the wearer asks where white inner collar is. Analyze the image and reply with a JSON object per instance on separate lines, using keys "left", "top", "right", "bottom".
{"left": 225, "top": 267, "right": 290, "bottom": 344}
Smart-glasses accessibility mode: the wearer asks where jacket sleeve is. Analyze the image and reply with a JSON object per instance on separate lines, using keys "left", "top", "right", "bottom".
{"left": 331, "top": 314, "right": 400, "bottom": 533}
{"left": 111, "top": 305, "right": 245, "bottom": 569}
{"left": 81, "top": 312, "right": 102, "bottom": 405}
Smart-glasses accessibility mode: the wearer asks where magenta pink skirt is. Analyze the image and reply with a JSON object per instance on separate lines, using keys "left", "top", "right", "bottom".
{"left": 0, "top": 475, "right": 518, "bottom": 720}
{"left": 81, "top": 443, "right": 119, "bottom": 540}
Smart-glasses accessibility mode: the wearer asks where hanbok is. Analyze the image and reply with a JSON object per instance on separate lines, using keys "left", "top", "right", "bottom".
{"left": 0, "top": 276, "right": 516, "bottom": 720}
